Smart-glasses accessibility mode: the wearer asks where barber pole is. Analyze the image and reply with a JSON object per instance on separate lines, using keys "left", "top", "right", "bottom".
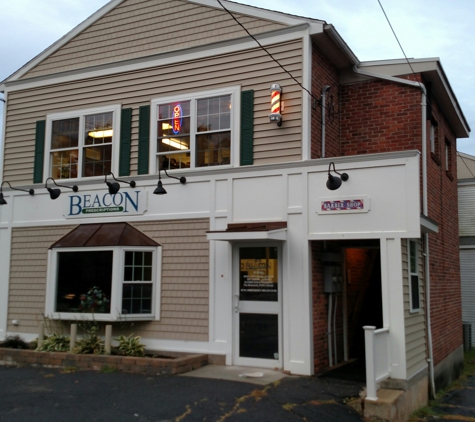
{"left": 269, "top": 83, "right": 282, "bottom": 126}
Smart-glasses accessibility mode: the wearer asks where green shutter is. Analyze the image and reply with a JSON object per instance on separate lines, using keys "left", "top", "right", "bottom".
{"left": 119, "top": 108, "right": 132, "bottom": 176}
{"left": 33, "top": 120, "right": 46, "bottom": 183}
{"left": 138, "top": 105, "right": 150, "bottom": 175}
{"left": 240, "top": 90, "right": 254, "bottom": 166}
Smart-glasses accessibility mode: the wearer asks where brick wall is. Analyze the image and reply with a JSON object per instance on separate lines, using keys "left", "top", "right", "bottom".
{"left": 424, "top": 93, "right": 462, "bottom": 367}
{"left": 311, "top": 44, "right": 340, "bottom": 159}
{"left": 338, "top": 74, "right": 462, "bottom": 368}
{"left": 311, "top": 241, "right": 328, "bottom": 373}
{"left": 340, "top": 76, "right": 421, "bottom": 156}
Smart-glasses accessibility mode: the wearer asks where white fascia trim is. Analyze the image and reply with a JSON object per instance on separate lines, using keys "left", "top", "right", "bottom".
{"left": 2, "top": 0, "right": 125, "bottom": 84}
{"left": 1, "top": 25, "right": 309, "bottom": 94}
{"left": 0, "top": 91, "right": 6, "bottom": 180}
{"left": 301, "top": 29, "right": 312, "bottom": 161}
{"left": 193, "top": 0, "right": 324, "bottom": 27}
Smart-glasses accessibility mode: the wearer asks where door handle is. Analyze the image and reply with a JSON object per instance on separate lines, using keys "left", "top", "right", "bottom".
{"left": 234, "top": 294, "right": 240, "bottom": 313}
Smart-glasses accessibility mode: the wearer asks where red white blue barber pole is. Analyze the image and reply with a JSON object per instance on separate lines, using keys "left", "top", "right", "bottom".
{"left": 269, "top": 83, "right": 282, "bottom": 126}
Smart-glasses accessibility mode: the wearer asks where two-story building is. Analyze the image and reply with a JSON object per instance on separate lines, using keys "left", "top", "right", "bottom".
{"left": 0, "top": 0, "right": 470, "bottom": 417}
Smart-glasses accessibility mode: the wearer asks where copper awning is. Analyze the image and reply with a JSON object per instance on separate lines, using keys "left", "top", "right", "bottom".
{"left": 206, "top": 221, "right": 287, "bottom": 242}
{"left": 50, "top": 222, "right": 160, "bottom": 248}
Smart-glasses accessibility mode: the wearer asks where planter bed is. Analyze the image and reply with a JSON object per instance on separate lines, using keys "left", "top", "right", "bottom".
{"left": 0, "top": 347, "right": 208, "bottom": 375}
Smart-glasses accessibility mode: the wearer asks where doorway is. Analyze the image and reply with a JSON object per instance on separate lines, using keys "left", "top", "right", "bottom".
{"left": 233, "top": 245, "right": 282, "bottom": 368}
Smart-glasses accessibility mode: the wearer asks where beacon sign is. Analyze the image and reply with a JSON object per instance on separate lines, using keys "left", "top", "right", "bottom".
{"left": 64, "top": 190, "right": 147, "bottom": 219}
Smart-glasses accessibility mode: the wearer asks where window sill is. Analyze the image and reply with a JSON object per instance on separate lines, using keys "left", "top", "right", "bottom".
{"left": 47, "top": 312, "right": 155, "bottom": 322}
{"left": 446, "top": 170, "right": 454, "bottom": 181}
{"left": 431, "top": 152, "right": 441, "bottom": 166}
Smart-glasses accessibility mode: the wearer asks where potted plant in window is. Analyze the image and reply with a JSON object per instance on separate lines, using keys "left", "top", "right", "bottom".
{"left": 79, "top": 286, "right": 110, "bottom": 313}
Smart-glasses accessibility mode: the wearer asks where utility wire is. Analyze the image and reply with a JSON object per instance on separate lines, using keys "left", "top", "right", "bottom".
{"left": 377, "top": 0, "right": 423, "bottom": 93}
{"left": 216, "top": 0, "right": 321, "bottom": 105}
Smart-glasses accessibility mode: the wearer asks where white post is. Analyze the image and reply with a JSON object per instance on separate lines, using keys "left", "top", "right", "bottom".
{"left": 70, "top": 323, "right": 77, "bottom": 352}
{"left": 105, "top": 325, "right": 112, "bottom": 355}
{"left": 38, "top": 321, "right": 45, "bottom": 348}
{"left": 364, "top": 325, "right": 378, "bottom": 401}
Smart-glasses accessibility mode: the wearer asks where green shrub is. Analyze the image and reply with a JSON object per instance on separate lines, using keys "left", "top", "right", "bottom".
{"left": 2, "top": 335, "right": 30, "bottom": 349}
{"left": 115, "top": 334, "right": 145, "bottom": 357}
{"left": 37, "top": 334, "right": 70, "bottom": 352}
{"left": 73, "top": 326, "right": 104, "bottom": 355}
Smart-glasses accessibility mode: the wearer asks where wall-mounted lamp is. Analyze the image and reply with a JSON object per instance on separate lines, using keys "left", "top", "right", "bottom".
{"left": 153, "top": 168, "right": 186, "bottom": 195}
{"left": 45, "top": 177, "right": 78, "bottom": 200}
{"left": 269, "top": 83, "right": 283, "bottom": 126}
{"left": 326, "top": 162, "right": 349, "bottom": 191}
{"left": 0, "top": 181, "right": 35, "bottom": 205}
{"left": 104, "top": 172, "right": 136, "bottom": 195}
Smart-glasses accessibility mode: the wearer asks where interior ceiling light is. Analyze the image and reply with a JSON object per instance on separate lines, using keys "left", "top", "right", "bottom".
{"left": 161, "top": 138, "right": 188, "bottom": 150}
{"left": 104, "top": 172, "right": 136, "bottom": 195}
{"left": 88, "top": 129, "right": 113, "bottom": 138}
{"left": 326, "top": 162, "right": 349, "bottom": 191}
{"left": 0, "top": 181, "right": 35, "bottom": 205}
{"left": 45, "top": 177, "right": 78, "bottom": 200}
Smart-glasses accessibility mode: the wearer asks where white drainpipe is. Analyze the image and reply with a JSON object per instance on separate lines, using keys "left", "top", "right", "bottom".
{"left": 352, "top": 66, "right": 435, "bottom": 397}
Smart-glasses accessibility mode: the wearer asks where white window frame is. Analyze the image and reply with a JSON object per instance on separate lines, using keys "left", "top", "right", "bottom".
{"left": 44, "top": 104, "right": 122, "bottom": 182}
{"left": 408, "top": 239, "right": 420, "bottom": 313}
{"left": 45, "top": 245, "right": 162, "bottom": 322}
{"left": 149, "top": 86, "right": 241, "bottom": 174}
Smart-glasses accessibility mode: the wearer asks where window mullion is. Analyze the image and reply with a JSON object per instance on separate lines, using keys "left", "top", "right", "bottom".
{"left": 77, "top": 115, "right": 85, "bottom": 178}
{"left": 190, "top": 99, "right": 197, "bottom": 169}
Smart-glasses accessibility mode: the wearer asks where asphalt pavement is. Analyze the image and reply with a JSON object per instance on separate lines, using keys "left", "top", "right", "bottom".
{"left": 0, "top": 365, "right": 365, "bottom": 422}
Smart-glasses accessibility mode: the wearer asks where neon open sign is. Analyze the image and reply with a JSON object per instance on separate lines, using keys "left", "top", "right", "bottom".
{"left": 172, "top": 104, "right": 182, "bottom": 134}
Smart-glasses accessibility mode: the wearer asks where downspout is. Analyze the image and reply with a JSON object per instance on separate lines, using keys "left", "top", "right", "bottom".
{"left": 352, "top": 66, "right": 436, "bottom": 397}
{"left": 321, "top": 86, "right": 331, "bottom": 158}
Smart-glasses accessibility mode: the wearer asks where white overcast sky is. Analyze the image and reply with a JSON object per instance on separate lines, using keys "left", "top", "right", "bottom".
{"left": 0, "top": 0, "right": 474, "bottom": 155}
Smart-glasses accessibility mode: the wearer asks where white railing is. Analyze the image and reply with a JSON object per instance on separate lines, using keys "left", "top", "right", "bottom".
{"left": 364, "top": 326, "right": 390, "bottom": 401}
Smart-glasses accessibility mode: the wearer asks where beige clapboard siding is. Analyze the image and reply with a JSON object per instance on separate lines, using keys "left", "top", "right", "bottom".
{"left": 23, "top": 0, "right": 288, "bottom": 79}
{"left": 7, "top": 225, "right": 75, "bottom": 334}
{"left": 4, "top": 39, "right": 303, "bottom": 184}
{"left": 402, "top": 239, "right": 427, "bottom": 378}
{"left": 7, "top": 219, "right": 210, "bottom": 341}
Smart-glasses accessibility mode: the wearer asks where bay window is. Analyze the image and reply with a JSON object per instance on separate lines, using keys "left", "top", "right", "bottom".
{"left": 151, "top": 86, "right": 239, "bottom": 172}
{"left": 46, "top": 246, "right": 161, "bottom": 321}
{"left": 45, "top": 105, "right": 121, "bottom": 180}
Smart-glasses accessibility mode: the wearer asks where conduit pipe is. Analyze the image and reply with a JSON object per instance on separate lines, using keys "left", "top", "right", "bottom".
{"left": 352, "top": 65, "right": 435, "bottom": 397}
{"left": 321, "top": 85, "right": 331, "bottom": 158}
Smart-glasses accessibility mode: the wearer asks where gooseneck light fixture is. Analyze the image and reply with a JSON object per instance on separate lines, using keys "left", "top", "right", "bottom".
{"left": 104, "top": 172, "right": 136, "bottom": 195}
{"left": 45, "top": 177, "right": 78, "bottom": 200}
{"left": 269, "top": 83, "right": 283, "bottom": 126}
{"left": 326, "top": 162, "right": 349, "bottom": 191}
{"left": 0, "top": 181, "right": 35, "bottom": 205}
{"left": 153, "top": 168, "right": 186, "bottom": 195}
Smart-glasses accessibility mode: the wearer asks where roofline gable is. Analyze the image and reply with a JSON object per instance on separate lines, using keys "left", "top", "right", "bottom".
{"left": 1, "top": 0, "right": 124, "bottom": 85}
{"left": 1, "top": 0, "right": 323, "bottom": 86}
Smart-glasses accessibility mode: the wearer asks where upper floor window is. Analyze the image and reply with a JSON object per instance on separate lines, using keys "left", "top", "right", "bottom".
{"left": 45, "top": 105, "right": 121, "bottom": 180}
{"left": 150, "top": 87, "right": 240, "bottom": 172}
{"left": 408, "top": 239, "right": 420, "bottom": 313}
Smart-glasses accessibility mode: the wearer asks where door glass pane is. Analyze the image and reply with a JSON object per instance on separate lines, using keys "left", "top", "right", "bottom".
{"left": 239, "top": 313, "right": 278, "bottom": 359}
{"left": 239, "top": 247, "right": 278, "bottom": 301}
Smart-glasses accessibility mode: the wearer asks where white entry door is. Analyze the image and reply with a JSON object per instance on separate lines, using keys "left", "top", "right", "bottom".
{"left": 233, "top": 245, "right": 282, "bottom": 368}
